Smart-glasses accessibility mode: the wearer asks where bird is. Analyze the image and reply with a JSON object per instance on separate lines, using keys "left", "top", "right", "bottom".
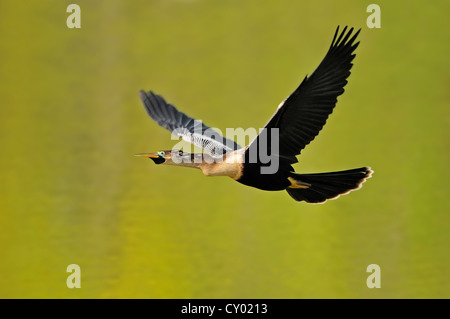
{"left": 135, "top": 26, "right": 373, "bottom": 203}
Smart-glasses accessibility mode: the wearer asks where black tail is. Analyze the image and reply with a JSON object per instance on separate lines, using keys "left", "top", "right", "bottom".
{"left": 287, "top": 167, "right": 373, "bottom": 203}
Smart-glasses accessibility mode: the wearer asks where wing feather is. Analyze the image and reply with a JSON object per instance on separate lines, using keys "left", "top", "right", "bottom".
{"left": 246, "top": 26, "right": 360, "bottom": 162}
{"left": 139, "top": 91, "right": 242, "bottom": 156}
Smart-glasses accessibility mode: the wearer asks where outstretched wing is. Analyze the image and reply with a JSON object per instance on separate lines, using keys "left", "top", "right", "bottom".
{"left": 139, "top": 90, "right": 242, "bottom": 156}
{"left": 246, "top": 26, "right": 360, "bottom": 163}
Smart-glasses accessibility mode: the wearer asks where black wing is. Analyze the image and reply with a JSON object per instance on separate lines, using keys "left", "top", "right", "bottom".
{"left": 246, "top": 26, "right": 360, "bottom": 163}
{"left": 139, "top": 91, "right": 242, "bottom": 156}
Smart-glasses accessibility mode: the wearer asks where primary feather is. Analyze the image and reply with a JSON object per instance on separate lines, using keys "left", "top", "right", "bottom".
{"left": 246, "top": 26, "right": 361, "bottom": 162}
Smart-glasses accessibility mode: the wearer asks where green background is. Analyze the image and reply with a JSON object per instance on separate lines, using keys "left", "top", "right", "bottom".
{"left": 0, "top": 0, "right": 448, "bottom": 298}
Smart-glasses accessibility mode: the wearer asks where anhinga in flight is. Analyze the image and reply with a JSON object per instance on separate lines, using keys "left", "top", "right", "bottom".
{"left": 136, "top": 26, "right": 372, "bottom": 203}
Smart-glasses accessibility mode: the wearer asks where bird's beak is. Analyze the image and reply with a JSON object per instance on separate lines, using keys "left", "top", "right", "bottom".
{"left": 134, "top": 153, "right": 166, "bottom": 164}
{"left": 134, "top": 153, "right": 160, "bottom": 158}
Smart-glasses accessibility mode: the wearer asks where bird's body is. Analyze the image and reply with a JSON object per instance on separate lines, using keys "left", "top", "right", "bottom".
{"left": 136, "top": 26, "right": 373, "bottom": 203}
{"left": 238, "top": 157, "right": 293, "bottom": 191}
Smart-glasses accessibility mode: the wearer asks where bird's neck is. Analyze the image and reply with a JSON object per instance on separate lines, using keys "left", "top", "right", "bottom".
{"left": 200, "top": 152, "right": 244, "bottom": 179}
{"left": 166, "top": 152, "right": 244, "bottom": 180}
{"left": 199, "top": 162, "right": 243, "bottom": 179}
{"left": 164, "top": 153, "right": 215, "bottom": 169}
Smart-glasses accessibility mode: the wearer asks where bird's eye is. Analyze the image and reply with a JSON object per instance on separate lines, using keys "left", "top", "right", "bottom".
{"left": 178, "top": 150, "right": 183, "bottom": 156}
{"left": 158, "top": 151, "right": 165, "bottom": 157}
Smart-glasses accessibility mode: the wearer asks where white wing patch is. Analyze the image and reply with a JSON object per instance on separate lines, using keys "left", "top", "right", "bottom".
{"left": 277, "top": 99, "right": 287, "bottom": 110}
{"left": 173, "top": 128, "right": 234, "bottom": 157}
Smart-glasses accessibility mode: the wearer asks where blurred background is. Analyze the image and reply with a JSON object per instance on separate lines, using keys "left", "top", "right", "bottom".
{"left": 0, "top": 0, "right": 448, "bottom": 298}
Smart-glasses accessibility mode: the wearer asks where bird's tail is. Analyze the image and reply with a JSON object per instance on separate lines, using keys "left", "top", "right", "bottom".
{"left": 286, "top": 167, "right": 373, "bottom": 203}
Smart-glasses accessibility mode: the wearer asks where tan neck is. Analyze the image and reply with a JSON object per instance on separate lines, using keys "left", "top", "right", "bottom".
{"left": 165, "top": 152, "right": 244, "bottom": 180}
{"left": 199, "top": 162, "right": 242, "bottom": 179}
{"left": 164, "top": 153, "right": 215, "bottom": 169}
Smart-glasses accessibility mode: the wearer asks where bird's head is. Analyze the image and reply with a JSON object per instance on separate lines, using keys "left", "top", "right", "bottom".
{"left": 134, "top": 149, "right": 196, "bottom": 165}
